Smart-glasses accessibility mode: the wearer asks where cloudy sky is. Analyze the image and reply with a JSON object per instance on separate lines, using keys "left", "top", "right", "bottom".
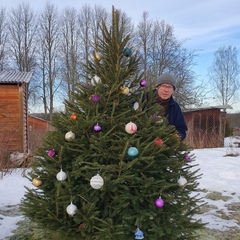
{"left": 1, "top": 0, "right": 240, "bottom": 110}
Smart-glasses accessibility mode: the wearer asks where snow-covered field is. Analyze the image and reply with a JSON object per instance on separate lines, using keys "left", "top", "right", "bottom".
{"left": 0, "top": 137, "right": 240, "bottom": 239}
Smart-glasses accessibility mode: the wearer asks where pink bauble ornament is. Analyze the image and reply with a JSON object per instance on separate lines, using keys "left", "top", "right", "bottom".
{"left": 47, "top": 149, "right": 56, "bottom": 157}
{"left": 93, "top": 123, "right": 102, "bottom": 132}
{"left": 125, "top": 122, "right": 137, "bottom": 134}
{"left": 185, "top": 155, "right": 191, "bottom": 162}
{"left": 140, "top": 80, "right": 147, "bottom": 87}
{"left": 155, "top": 197, "right": 164, "bottom": 208}
{"left": 91, "top": 94, "right": 100, "bottom": 103}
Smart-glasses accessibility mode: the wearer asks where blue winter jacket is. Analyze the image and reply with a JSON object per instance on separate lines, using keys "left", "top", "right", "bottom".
{"left": 164, "top": 96, "right": 188, "bottom": 141}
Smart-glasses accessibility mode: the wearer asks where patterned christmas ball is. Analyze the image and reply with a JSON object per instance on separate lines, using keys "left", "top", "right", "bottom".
{"left": 91, "top": 75, "right": 101, "bottom": 86}
{"left": 125, "top": 122, "right": 137, "bottom": 134}
{"left": 134, "top": 228, "right": 144, "bottom": 239}
{"left": 127, "top": 147, "right": 139, "bottom": 157}
{"left": 32, "top": 177, "right": 42, "bottom": 187}
{"left": 91, "top": 94, "right": 100, "bottom": 103}
{"left": 123, "top": 47, "right": 132, "bottom": 57}
{"left": 178, "top": 176, "right": 187, "bottom": 186}
{"left": 56, "top": 169, "right": 67, "bottom": 181}
{"left": 90, "top": 174, "right": 104, "bottom": 189}
{"left": 140, "top": 80, "right": 147, "bottom": 87}
{"left": 155, "top": 197, "right": 164, "bottom": 208}
{"left": 154, "top": 137, "right": 163, "bottom": 147}
{"left": 120, "top": 86, "right": 130, "bottom": 95}
{"left": 93, "top": 123, "right": 102, "bottom": 132}
{"left": 66, "top": 202, "right": 77, "bottom": 216}
{"left": 47, "top": 149, "right": 57, "bottom": 157}
{"left": 65, "top": 131, "right": 75, "bottom": 141}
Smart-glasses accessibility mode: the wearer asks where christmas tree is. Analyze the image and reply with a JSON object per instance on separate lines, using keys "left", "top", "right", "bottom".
{"left": 21, "top": 7, "right": 204, "bottom": 240}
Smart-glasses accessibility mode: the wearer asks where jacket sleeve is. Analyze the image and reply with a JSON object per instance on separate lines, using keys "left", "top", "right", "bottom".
{"left": 166, "top": 103, "right": 188, "bottom": 141}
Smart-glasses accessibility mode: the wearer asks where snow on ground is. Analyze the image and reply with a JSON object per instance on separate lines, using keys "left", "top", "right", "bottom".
{"left": 0, "top": 137, "right": 240, "bottom": 239}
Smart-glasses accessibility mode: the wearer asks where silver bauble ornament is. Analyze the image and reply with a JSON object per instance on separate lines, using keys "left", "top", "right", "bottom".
{"left": 133, "top": 101, "right": 139, "bottom": 110}
{"left": 65, "top": 131, "right": 75, "bottom": 141}
{"left": 90, "top": 174, "right": 104, "bottom": 189}
{"left": 56, "top": 169, "right": 67, "bottom": 181}
{"left": 178, "top": 176, "right": 187, "bottom": 186}
{"left": 125, "top": 121, "right": 137, "bottom": 134}
{"left": 66, "top": 202, "right": 77, "bottom": 216}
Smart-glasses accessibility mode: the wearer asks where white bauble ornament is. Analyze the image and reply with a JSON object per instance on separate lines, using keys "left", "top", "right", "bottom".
{"left": 56, "top": 169, "right": 67, "bottom": 181}
{"left": 133, "top": 101, "right": 139, "bottom": 110}
{"left": 90, "top": 174, "right": 104, "bottom": 189}
{"left": 91, "top": 75, "right": 101, "bottom": 86}
{"left": 65, "top": 131, "right": 75, "bottom": 141}
{"left": 125, "top": 121, "right": 137, "bottom": 134}
{"left": 178, "top": 176, "right": 187, "bottom": 186}
{"left": 66, "top": 202, "right": 77, "bottom": 216}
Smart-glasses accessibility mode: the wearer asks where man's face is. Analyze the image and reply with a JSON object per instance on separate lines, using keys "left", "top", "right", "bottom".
{"left": 156, "top": 84, "right": 174, "bottom": 100}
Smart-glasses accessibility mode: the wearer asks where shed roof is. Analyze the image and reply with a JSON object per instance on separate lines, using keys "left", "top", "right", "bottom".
{"left": 184, "top": 105, "right": 233, "bottom": 113}
{"left": 0, "top": 71, "right": 32, "bottom": 83}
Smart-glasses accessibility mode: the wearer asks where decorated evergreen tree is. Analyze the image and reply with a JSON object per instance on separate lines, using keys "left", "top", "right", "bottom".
{"left": 21, "top": 7, "right": 204, "bottom": 240}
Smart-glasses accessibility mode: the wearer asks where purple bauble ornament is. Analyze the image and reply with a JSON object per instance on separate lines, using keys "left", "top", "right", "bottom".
{"left": 155, "top": 198, "right": 164, "bottom": 208}
{"left": 47, "top": 149, "right": 56, "bottom": 157}
{"left": 91, "top": 94, "right": 100, "bottom": 103}
{"left": 140, "top": 80, "right": 147, "bottom": 87}
{"left": 93, "top": 123, "right": 102, "bottom": 132}
{"left": 185, "top": 155, "right": 191, "bottom": 162}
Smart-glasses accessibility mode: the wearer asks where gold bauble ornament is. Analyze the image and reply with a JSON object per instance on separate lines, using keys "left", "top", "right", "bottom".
{"left": 120, "top": 86, "right": 129, "bottom": 95}
{"left": 94, "top": 52, "right": 101, "bottom": 61}
{"left": 32, "top": 177, "right": 42, "bottom": 187}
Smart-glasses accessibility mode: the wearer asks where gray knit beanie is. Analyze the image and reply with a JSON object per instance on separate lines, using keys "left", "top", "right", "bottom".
{"left": 155, "top": 73, "right": 176, "bottom": 90}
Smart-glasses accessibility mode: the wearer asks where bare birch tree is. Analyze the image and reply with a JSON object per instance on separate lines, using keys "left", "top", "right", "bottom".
{"left": 8, "top": 2, "right": 37, "bottom": 72}
{"left": 135, "top": 13, "right": 201, "bottom": 108}
{"left": 0, "top": 7, "right": 8, "bottom": 71}
{"left": 208, "top": 45, "right": 240, "bottom": 108}
{"left": 60, "top": 7, "right": 81, "bottom": 103}
{"left": 37, "top": 3, "right": 61, "bottom": 120}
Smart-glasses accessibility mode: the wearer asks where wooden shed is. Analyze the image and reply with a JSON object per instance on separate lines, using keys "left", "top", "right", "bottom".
{"left": 183, "top": 106, "right": 231, "bottom": 149}
{"left": 0, "top": 71, "right": 32, "bottom": 156}
{"left": 28, "top": 115, "right": 54, "bottom": 153}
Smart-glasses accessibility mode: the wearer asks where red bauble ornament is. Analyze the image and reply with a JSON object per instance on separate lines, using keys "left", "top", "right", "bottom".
{"left": 71, "top": 113, "right": 77, "bottom": 120}
{"left": 154, "top": 137, "right": 163, "bottom": 147}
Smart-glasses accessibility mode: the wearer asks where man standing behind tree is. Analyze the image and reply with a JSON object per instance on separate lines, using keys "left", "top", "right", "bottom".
{"left": 155, "top": 72, "right": 188, "bottom": 141}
